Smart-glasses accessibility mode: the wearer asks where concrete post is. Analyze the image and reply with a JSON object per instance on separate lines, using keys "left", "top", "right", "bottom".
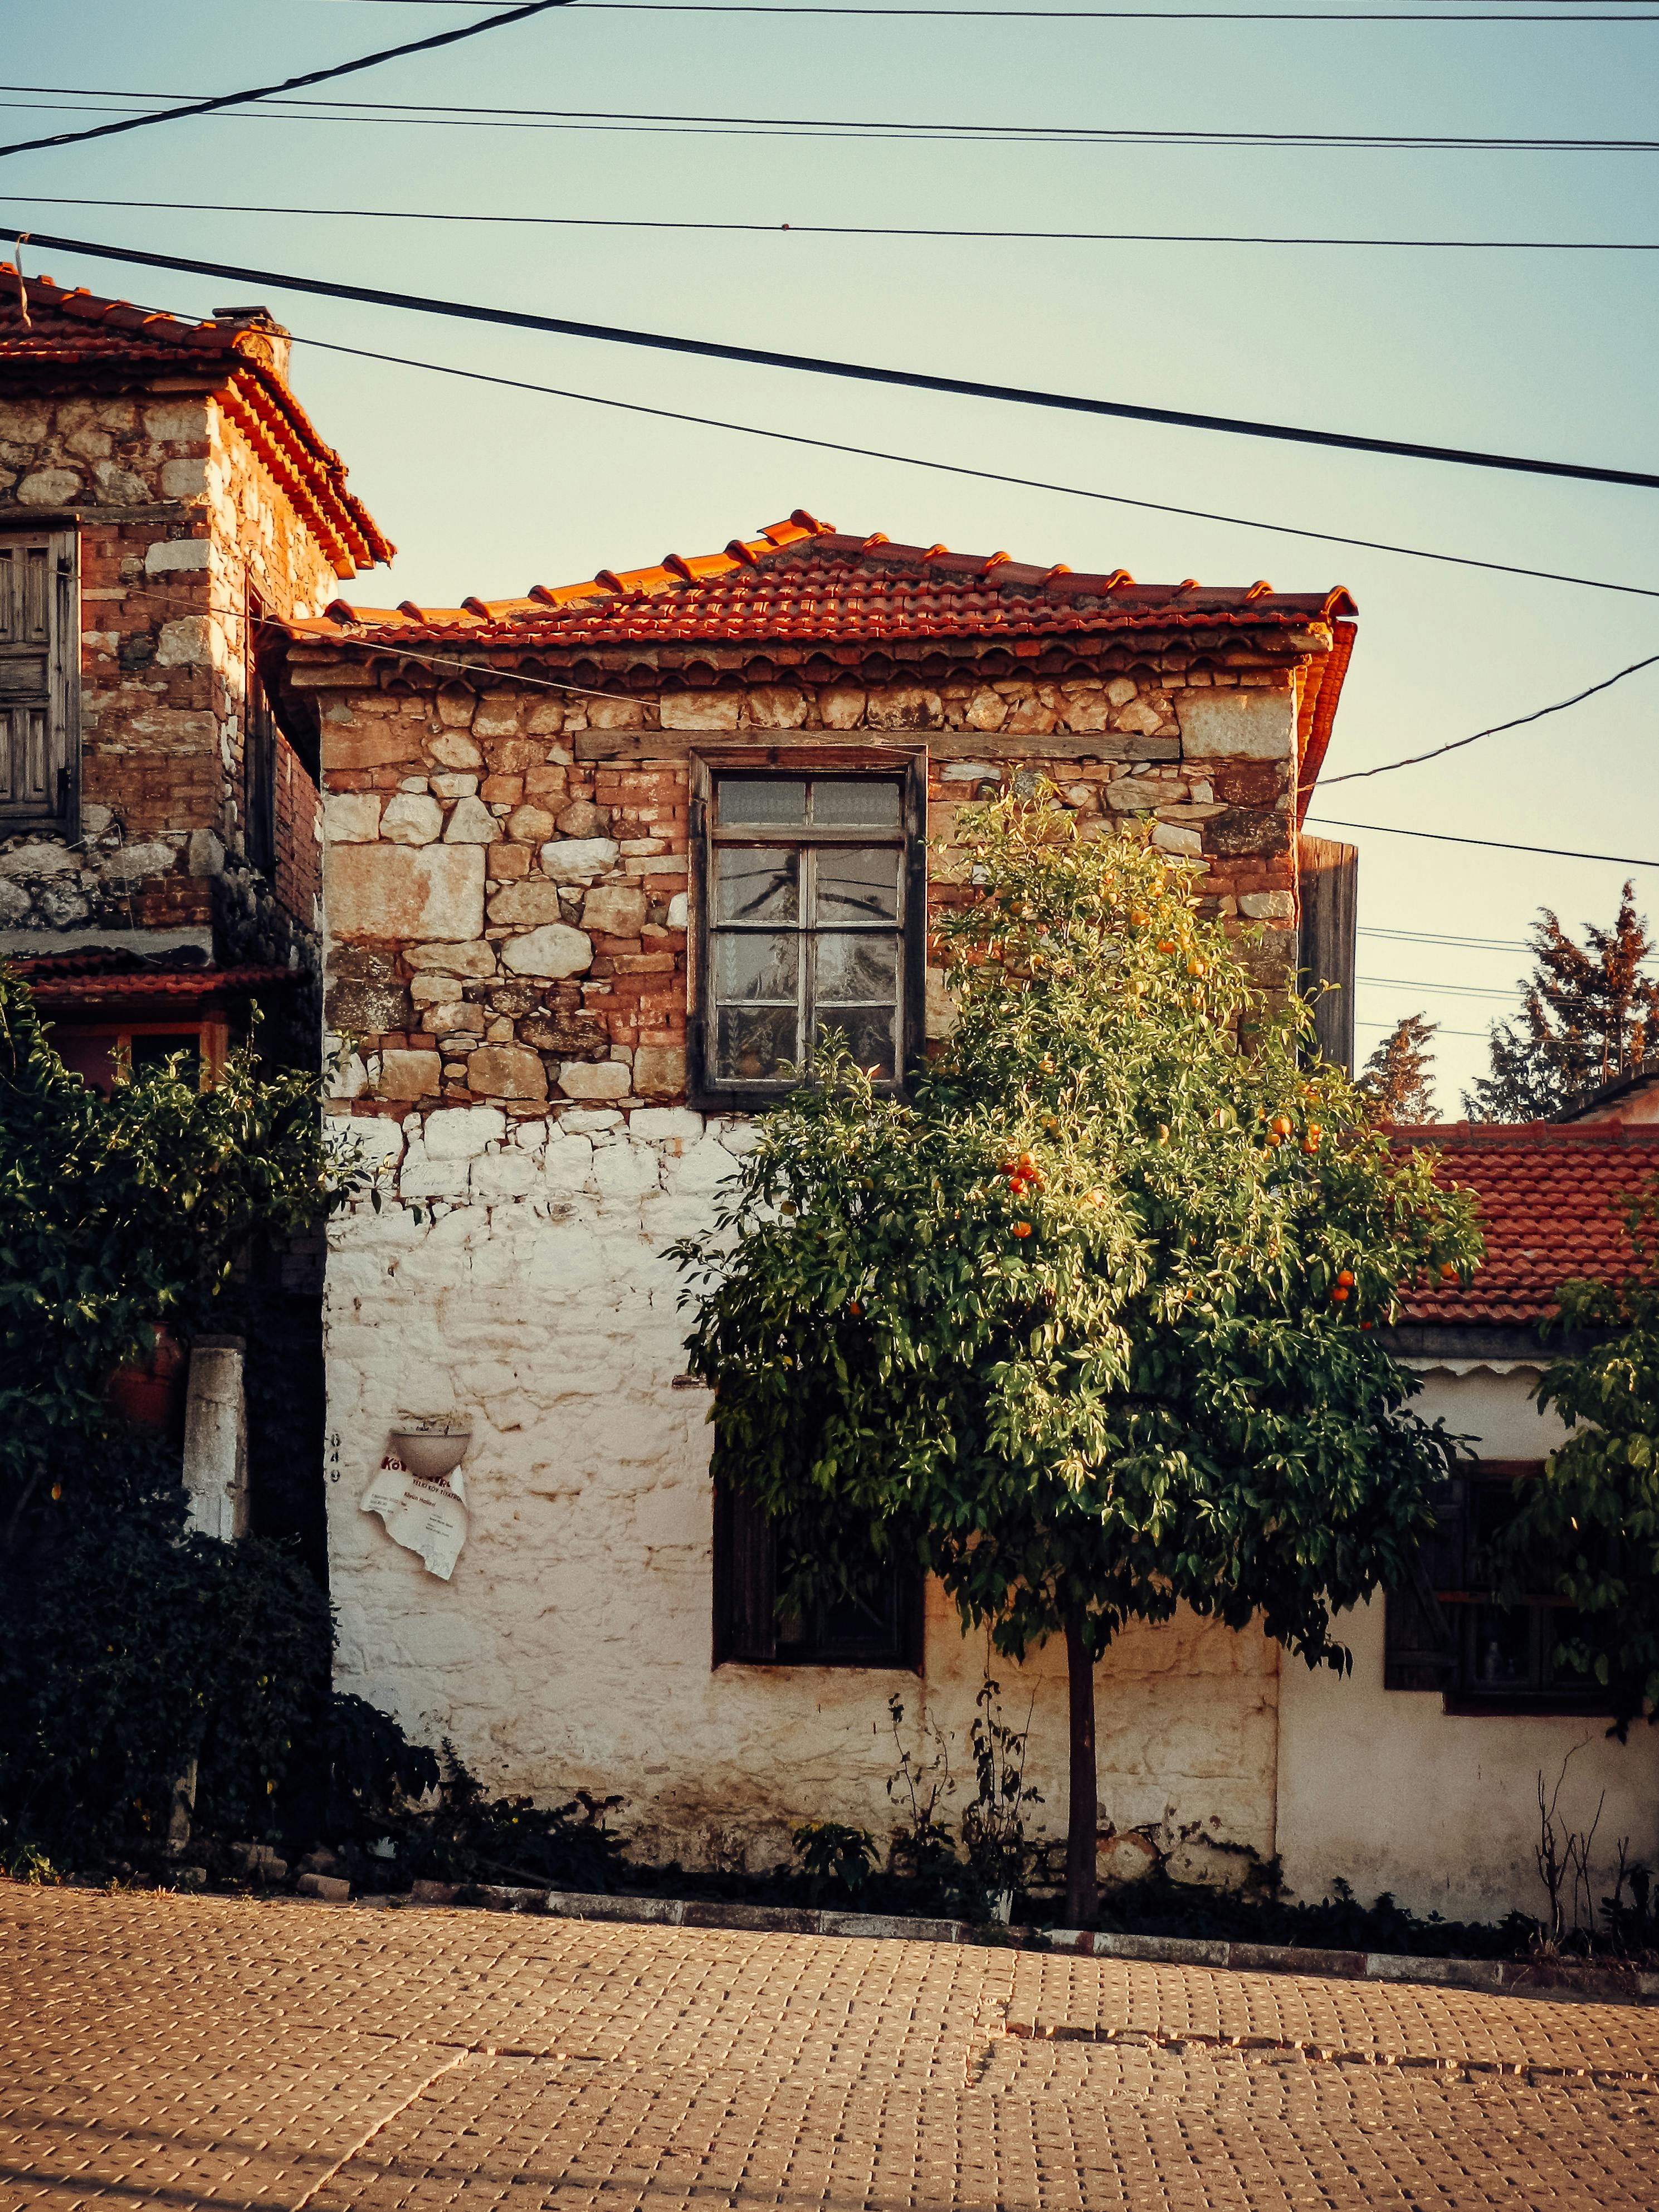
{"left": 182, "top": 1334, "right": 248, "bottom": 1541}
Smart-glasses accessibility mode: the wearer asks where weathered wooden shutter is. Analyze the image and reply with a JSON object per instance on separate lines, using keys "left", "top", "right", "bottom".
{"left": 712, "top": 1479, "right": 777, "bottom": 1663}
{"left": 0, "top": 529, "right": 78, "bottom": 827}
{"left": 1297, "top": 835, "right": 1358, "bottom": 1073}
{"left": 1383, "top": 1477, "right": 1466, "bottom": 1692}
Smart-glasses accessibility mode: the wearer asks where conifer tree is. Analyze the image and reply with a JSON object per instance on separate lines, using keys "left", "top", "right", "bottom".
{"left": 1465, "top": 884, "right": 1659, "bottom": 1122}
{"left": 1357, "top": 1013, "right": 1439, "bottom": 1124}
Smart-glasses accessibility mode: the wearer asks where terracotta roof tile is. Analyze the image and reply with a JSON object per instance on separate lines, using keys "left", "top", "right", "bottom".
{"left": 1393, "top": 1122, "right": 1659, "bottom": 1327}
{"left": 0, "top": 265, "right": 391, "bottom": 575}
{"left": 296, "top": 508, "right": 1355, "bottom": 654}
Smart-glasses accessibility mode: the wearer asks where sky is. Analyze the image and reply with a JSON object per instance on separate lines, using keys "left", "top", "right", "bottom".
{"left": 6, "top": 0, "right": 1658, "bottom": 1110}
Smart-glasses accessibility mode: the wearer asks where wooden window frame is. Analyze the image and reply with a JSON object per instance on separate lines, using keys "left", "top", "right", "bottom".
{"left": 50, "top": 1017, "right": 228, "bottom": 1095}
{"left": 1384, "top": 1460, "right": 1619, "bottom": 1716}
{"left": 686, "top": 746, "right": 928, "bottom": 1115}
{"left": 712, "top": 1477, "right": 925, "bottom": 1673}
{"left": 0, "top": 524, "right": 80, "bottom": 832}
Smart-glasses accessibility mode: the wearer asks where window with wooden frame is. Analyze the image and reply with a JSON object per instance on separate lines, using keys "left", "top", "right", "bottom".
{"left": 1384, "top": 1464, "right": 1610, "bottom": 1713}
{"left": 51, "top": 1020, "right": 227, "bottom": 1097}
{"left": 713, "top": 1479, "right": 924, "bottom": 1670}
{"left": 0, "top": 527, "right": 80, "bottom": 831}
{"left": 245, "top": 589, "right": 277, "bottom": 874}
{"left": 688, "top": 756, "right": 927, "bottom": 1110}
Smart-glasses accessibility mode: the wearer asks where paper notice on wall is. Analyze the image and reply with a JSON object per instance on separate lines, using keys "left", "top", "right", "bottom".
{"left": 360, "top": 1456, "right": 470, "bottom": 1580}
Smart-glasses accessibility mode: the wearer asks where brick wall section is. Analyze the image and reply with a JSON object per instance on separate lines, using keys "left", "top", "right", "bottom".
{"left": 301, "top": 650, "right": 1311, "bottom": 1128}
{"left": 0, "top": 386, "right": 357, "bottom": 944}
{"left": 272, "top": 727, "right": 321, "bottom": 929}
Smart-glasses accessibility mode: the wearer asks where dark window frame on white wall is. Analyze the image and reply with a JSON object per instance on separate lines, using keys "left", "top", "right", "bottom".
{"left": 686, "top": 749, "right": 928, "bottom": 1113}
{"left": 0, "top": 526, "right": 80, "bottom": 832}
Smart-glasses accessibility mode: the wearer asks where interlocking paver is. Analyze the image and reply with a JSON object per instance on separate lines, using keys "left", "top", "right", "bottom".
{"left": 5, "top": 1884, "right": 1659, "bottom": 2211}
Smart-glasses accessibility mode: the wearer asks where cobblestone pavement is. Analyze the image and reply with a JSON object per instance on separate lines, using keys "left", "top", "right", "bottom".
{"left": 6, "top": 1887, "right": 1659, "bottom": 2212}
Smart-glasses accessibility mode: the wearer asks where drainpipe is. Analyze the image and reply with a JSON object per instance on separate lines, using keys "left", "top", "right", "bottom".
{"left": 182, "top": 1334, "right": 248, "bottom": 1541}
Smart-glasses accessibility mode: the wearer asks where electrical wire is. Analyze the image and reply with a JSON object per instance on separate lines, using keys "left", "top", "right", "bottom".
{"left": 2, "top": 191, "right": 1648, "bottom": 254}
{"left": 354, "top": 1, "right": 1659, "bottom": 15}
{"left": 1360, "top": 925, "right": 1530, "bottom": 948}
{"left": 6, "top": 223, "right": 1657, "bottom": 494}
{"left": 1358, "top": 972, "right": 1529, "bottom": 998}
{"left": 7, "top": 87, "right": 1657, "bottom": 153}
{"left": 1321, "top": 650, "right": 1659, "bottom": 784}
{"left": 0, "top": 5, "right": 575, "bottom": 167}
{"left": 1309, "top": 818, "right": 1659, "bottom": 866}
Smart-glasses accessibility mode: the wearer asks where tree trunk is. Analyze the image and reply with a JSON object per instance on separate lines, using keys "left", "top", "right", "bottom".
{"left": 1063, "top": 1608, "right": 1099, "bottom": 1928}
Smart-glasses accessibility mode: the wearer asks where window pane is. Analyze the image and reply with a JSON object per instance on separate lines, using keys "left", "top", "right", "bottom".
{"left": 716, "top": 1005, "right": 798, "bottom": 1082}
{"left": 816, "top": 932, "right": 898, "bottom": 1002}
{"left": 716, "top": 932, "right": 799, "bottom": 1004}
{"left": 715, "top": 847, "right": 798, "bottom": 923}
{"left": 812, "top": 778, "right": 902, "bottom": 829}
{"left": 719, "top": 777, "right": 806, "bottom": 826}
{"left": 129, "top": 1033, "right": 202, "bottom": 1083}
{"left": 816, "top": 847, "right": 900, "bottom": 925}
{"left": 1544, "top": 1609, "right": 1595, "bottom": 1686}
{"left": 1466, "top": 1605, "right": 1535, "bottom": 1690}
{"left": 816, "top": 1005, "right": 897, "bottom": 1080}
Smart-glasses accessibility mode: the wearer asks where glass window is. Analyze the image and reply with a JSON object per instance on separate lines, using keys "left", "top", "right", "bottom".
{"left": 713, "top": 1482, "right": 920, "bottom": 1669}
{"left": 702, "top": 773, "right": 908, "bottom": 1094}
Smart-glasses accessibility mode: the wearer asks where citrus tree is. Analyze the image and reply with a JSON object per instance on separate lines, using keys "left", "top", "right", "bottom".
{"left": 1496, "top": 1194, "right": 1659, "bottom": 1736}
{"left": 673, "top": 796, "right": 1481, "bottom": 1925}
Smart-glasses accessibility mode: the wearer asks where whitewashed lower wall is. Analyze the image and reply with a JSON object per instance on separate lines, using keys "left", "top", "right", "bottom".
{"left": 325, "top": 1103, "right": 1280, "bottom": 1874}
{"left": 1277, "top": 1364, "right": 1659, "bottom": 1923}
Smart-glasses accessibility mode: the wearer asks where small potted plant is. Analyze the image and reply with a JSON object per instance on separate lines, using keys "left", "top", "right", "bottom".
{"left": 387, "top": 1414, "right": 472, "bottom": 1485}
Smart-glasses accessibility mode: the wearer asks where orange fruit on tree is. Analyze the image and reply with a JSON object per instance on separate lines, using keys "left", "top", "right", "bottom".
{"left": 1012, "top": 1222, "right": 1033, "bottom": 1239}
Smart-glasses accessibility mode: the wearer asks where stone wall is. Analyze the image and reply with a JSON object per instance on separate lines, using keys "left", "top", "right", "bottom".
{"left": 308, "top": 660, "right": 1302, "bottom": 1117}
{"left": 0, "top": 386, "right": 343, "bottom": 952}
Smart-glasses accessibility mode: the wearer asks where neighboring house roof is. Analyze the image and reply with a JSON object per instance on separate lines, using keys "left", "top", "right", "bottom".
{"left": 1552, "top": 1062, "right": 1659, "bottom": 1125}
{"left": 10, "top": 947, "right": 294, "bottom": 1007}
{"left": 1394, "top": 1121, "right": 1659, "bottom": 1326}
{"left": 0, "top": 262, "right": 392, "bottom": 576}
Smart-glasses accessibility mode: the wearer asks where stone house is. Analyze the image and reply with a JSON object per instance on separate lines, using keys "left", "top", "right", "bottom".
{"left": 0, "top": 261, "right": 391, "bottom": 1560}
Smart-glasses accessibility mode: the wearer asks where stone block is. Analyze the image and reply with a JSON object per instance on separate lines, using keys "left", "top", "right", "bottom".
{"left": 327, "top": 946, "right": 411, "bottom": 1035}
{"left": 500, "top": 923, "right": 593, "bottom": 978}
{"left": 587, "top": 695, "right": 643, "bottom": 730}
{"left": 660, "top": 691, "right": 740, "bottom": 731}
{"left": 296, "top": 1873, "right": 351, "bottom": 1903}
{"left": 424, "top": 1105, "right": 508, "bottom": 1158}
{"left": 665, "top": 893, "right": 689, "bottom": 930}
{"left": 1239, "top": 890, "right": 1294, "bottom": 921}
{"left": 962, "top": 688, "right": 1006, "bottom": 732}
{"left": 381, "top": 793, "right": 443, "bottom": 846}
{"left": 444, "top": 795, "right": 501, "bottom": 844}
{"left": 865, "top": 684, "right": 941, "bottom": 730}
{"left": 632, "top": 1044, "right": 686, "bottom": 1099}
{"left": 19, "top": 467, "right": 83, "bottom": 505}
{"left": 378, "top": 1050, "right": 441, "bottom": 1101}
{"left": 144, "top": 538, "right": 209, "bottom": 575}
{"left": 474, "top": 693, "right": 523, "bottom": 738}
{"left": 540, "top": 836, "right": 619, "bottom": 882}
{"left": 1098, "top": 1830, "right": 1159, "bottom": 1887}
{"left": 582, "top": 884, "right": 648, "bottom": 937}
{"left": 556, "top": 801, "right": 608, "bottom": 839}
{"left": 408, "top": 941, "right": 496, "bottom": 977}
{"left": 427, "top": 730, "right": 485, "bottom": 771}
{"left": 630, "top": 1107, "right": 704, "bottom": 1143}
{"left": 328, "top": 844, "right": 485, "bottom": 942}
{"left": 471, "top": 1150, "right": 539, "bottom": 1198}
{"left": 1151, "top": 822, "right": 1204, "bottom": 856}
{"left": 1177, "top": 688, "right": 1295, "bottom": 761}
{"left": 558, "top": 1060, "right": 631, "bottom": 1100}
{"left": 325, "top": 725, "right": 415, "bottom": 773}
{"left": 744, "top": 684, "right": 809, "bottom": 729}
{"left": 155, "top": 616, "right": 216, "bottom": 668}
{"left": 467, "top": 1045, "right": 549, "bottom": 1101}
{"left": 818, "top": 683, "right": 865, "bottom": 729}
{"left": 507, "top": 803, "right": 557, "bottom": 845}
{"left": 488, "top": 880, "right": 568, "bottom": 927}
{"left": 430, "top": 773, "right": 477, "bottom": 800}
{"left": 325, "top": 793, "right": 382, "bottom": 844}
{"left": 0, "top": 839, "right": 76, "bottom": 878}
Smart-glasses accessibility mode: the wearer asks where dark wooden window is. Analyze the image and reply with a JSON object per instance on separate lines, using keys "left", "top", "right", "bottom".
{"left": 246, "top": 679, "right": 277, "bottom": 874}
{"left": 1384, "top": 1464, "right": 1610, "bottom": 1713}
{"left": 713, "top": 1480, "right": 923, "bottom": 1670}
{"left": 689, "top": 759, "right": 927, "bottom": 1110}
{"left": 0, "top": 528, "right": 79, "bottom": 830}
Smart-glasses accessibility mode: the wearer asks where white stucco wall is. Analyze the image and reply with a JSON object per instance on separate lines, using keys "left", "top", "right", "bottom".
{"left": 326, "top": 1103, "right": 1281, "bottom": 1876}
{"left": 1276, "top": 1363, "right": 1659, "bottom": 1923}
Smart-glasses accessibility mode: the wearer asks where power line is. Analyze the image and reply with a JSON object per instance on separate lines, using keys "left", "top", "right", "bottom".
{"left": 277, "top": 331, "right": 1659, "bottom": 602}
{"left": 1354, "top": 1017, "right": 1491, "bottom": 1037}
{"left": 0, "top": 4, "right": 574, "bottom": 167}
{"left": 2, "top": 191, "right": 1649, "bottom": 254}
{"left": 7, "top": 225, "right": 1657, "bottom": 494}
{"left": 1360, "top": 925, "right": 1530, "bottom": 948}
{"left": 7, "top": 87, "right": 1658, "bottom": 153}
{"left": 1358, "top": 973, "right": 1526, "bottom": 998}
{"left": 1309, "top": 818, "right": 1659, "bottom": 866}
{"left": 1321, "top": 650, "right": 1659, "bottom": 784}
{"left": 351, "top": 1, "right": 1659, "bottom": 14}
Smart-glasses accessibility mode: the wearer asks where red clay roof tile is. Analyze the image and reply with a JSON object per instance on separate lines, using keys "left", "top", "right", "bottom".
{"left": 1393, "top": 1122, "right": 1659, "bottom": 1327}
{"left": 299, "top": 510, "right": 1354, "bottom": 655}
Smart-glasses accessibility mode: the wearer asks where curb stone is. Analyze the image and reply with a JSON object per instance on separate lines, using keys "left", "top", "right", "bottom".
{"left": 389, "top": 1882, "right": 1659, "bottom": 2007}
